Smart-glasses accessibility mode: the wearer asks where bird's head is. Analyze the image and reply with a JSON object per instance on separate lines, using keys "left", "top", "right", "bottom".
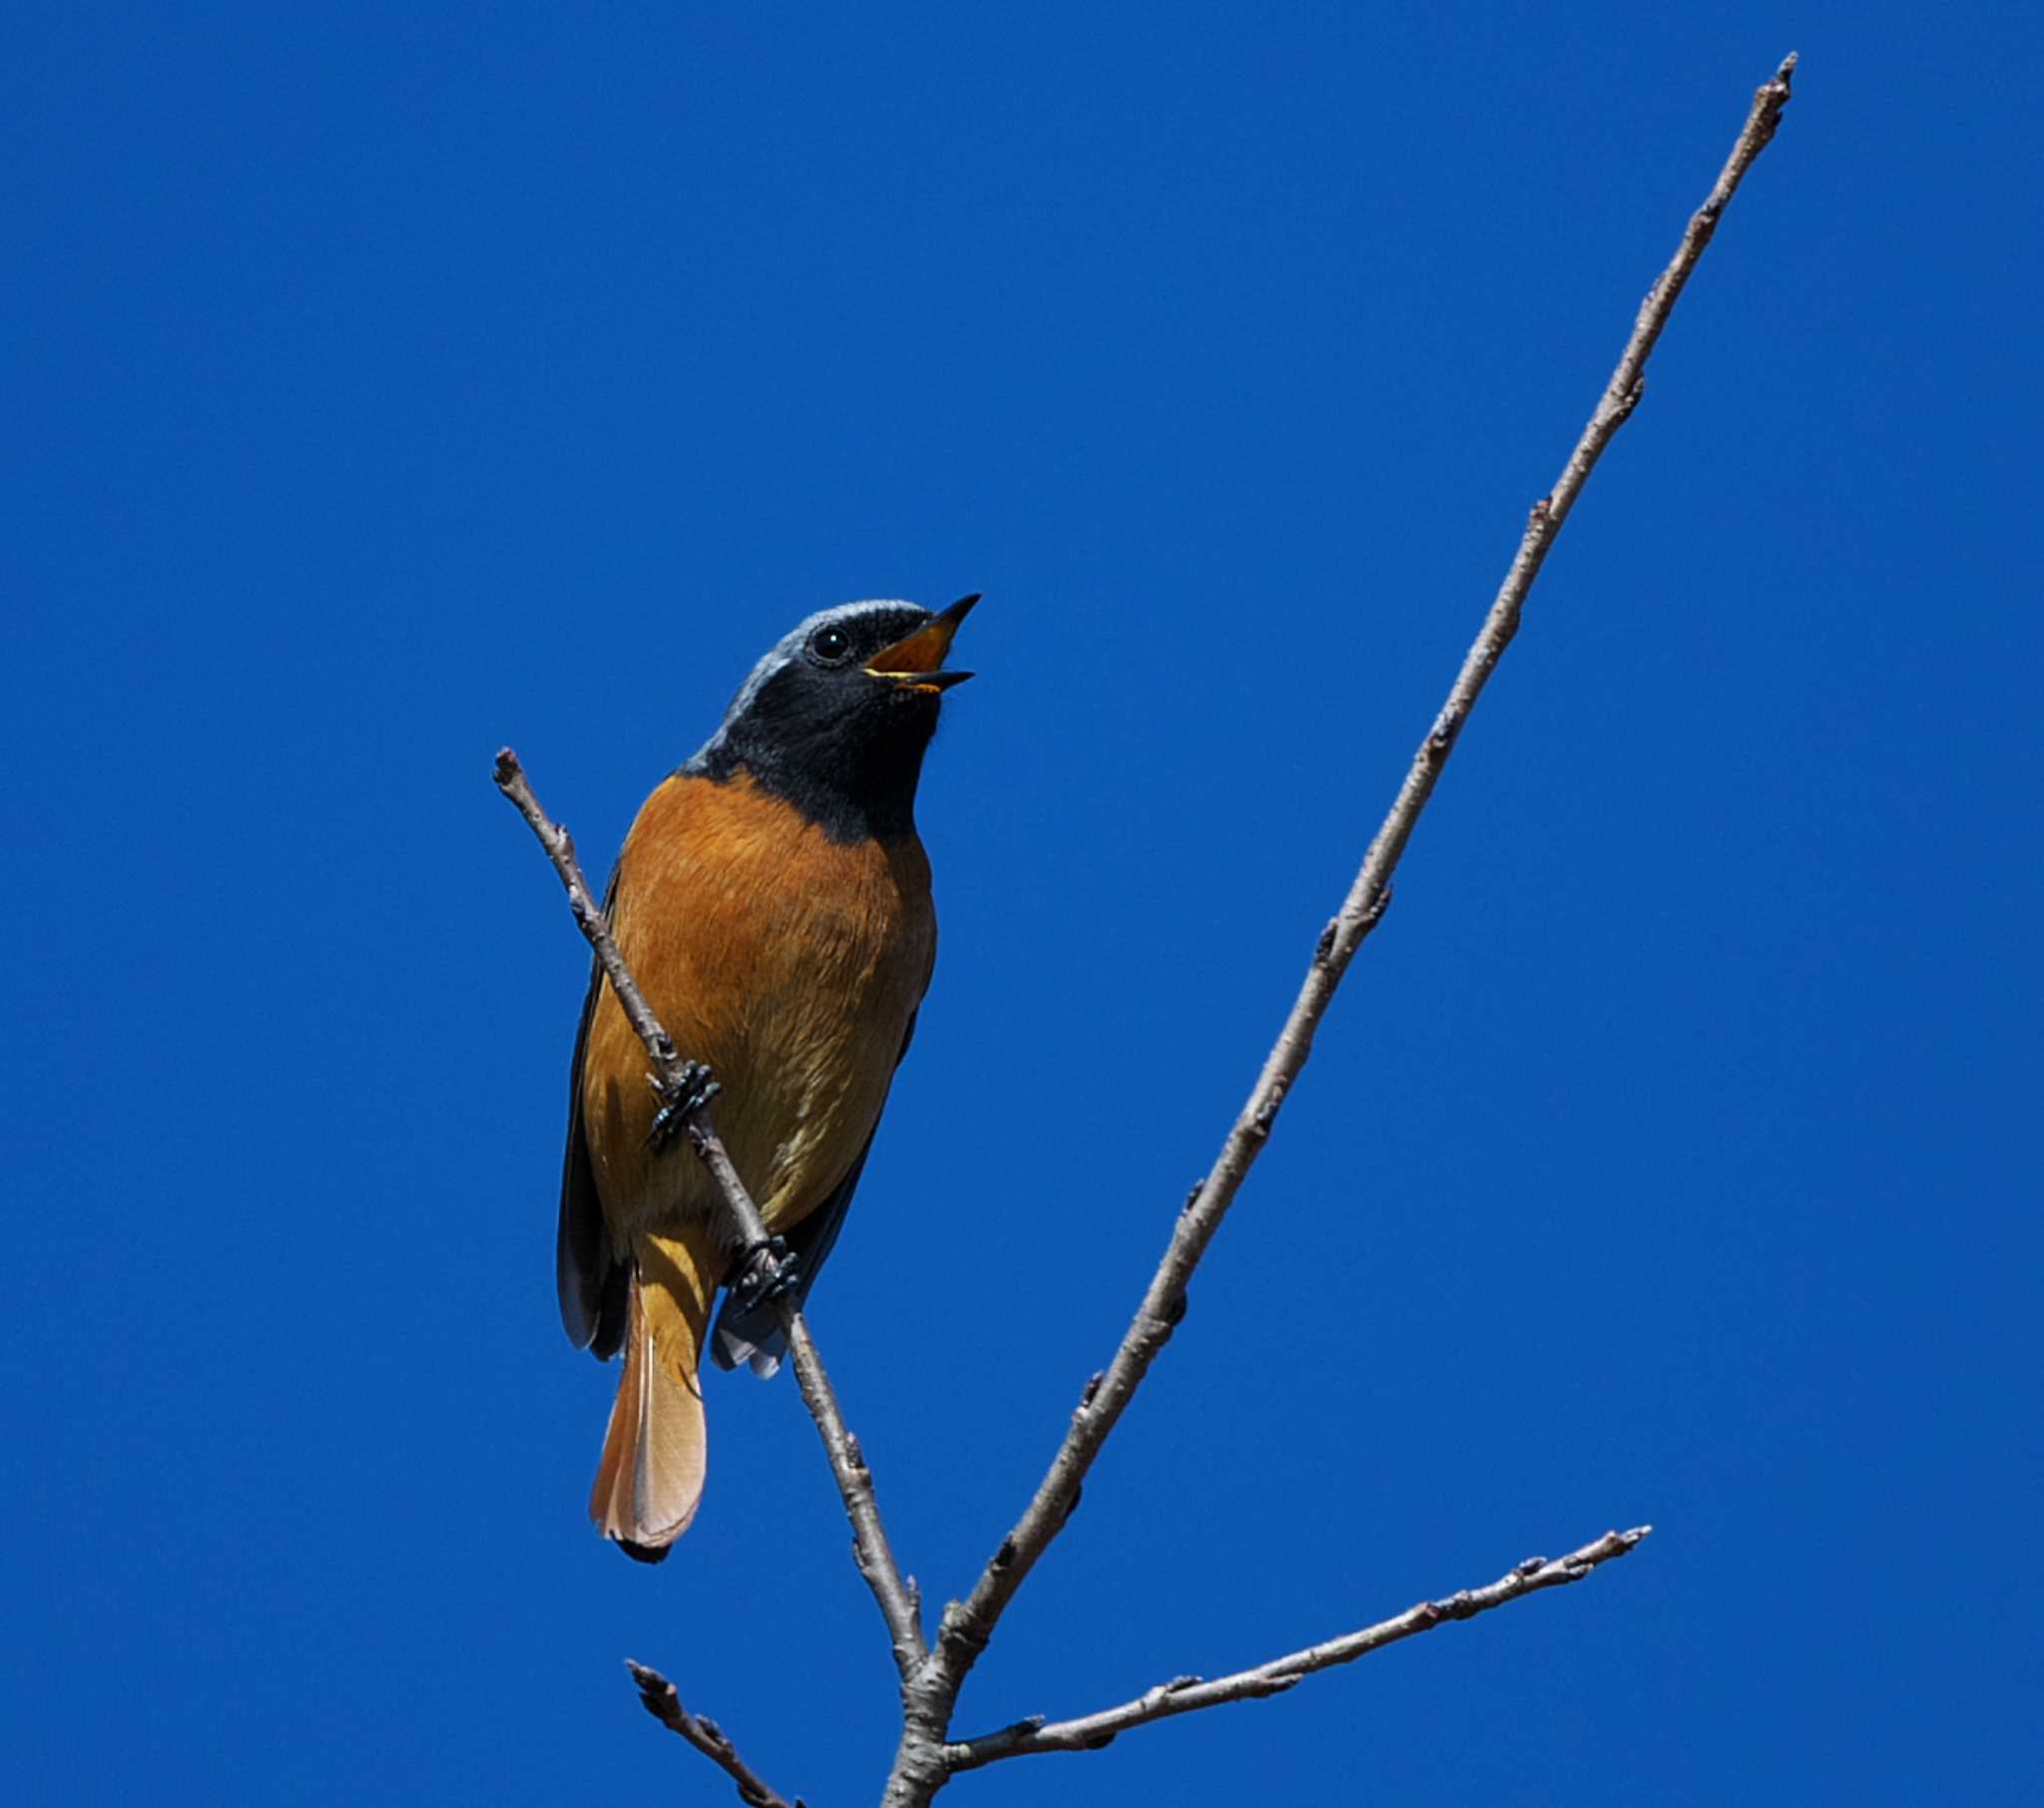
{"left": 684, "top": 595, "right": 979, "bottom": 841}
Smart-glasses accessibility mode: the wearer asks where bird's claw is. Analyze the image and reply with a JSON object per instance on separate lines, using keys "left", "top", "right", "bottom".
{"left": 646, "top": 1060, "right": 722, "bottom": 1151}
{"left": 729, "top": 1235, "right": 795, "bottom": 1315}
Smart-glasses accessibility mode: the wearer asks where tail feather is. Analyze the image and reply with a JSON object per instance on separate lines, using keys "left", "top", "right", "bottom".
{"left": 589, "top": 1226, "right": 716, "bottom": 1559}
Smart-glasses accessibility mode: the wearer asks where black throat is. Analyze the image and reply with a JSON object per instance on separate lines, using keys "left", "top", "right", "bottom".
{"left": 688, "top": 672, "right": 941, "bottom": 844}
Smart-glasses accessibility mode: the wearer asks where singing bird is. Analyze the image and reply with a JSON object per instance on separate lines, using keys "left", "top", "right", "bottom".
{"left": 557, "top": 595, "right": 977, "bottom": 1562}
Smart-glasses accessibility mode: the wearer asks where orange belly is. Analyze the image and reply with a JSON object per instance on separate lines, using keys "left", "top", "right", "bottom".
{"left": 578, "top": 771, "right": 936, "bottom": 1254}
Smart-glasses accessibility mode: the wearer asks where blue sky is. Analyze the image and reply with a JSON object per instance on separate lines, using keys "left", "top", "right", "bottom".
{"left": 5, "top": 3, "right": 2039, "bottom": 1803}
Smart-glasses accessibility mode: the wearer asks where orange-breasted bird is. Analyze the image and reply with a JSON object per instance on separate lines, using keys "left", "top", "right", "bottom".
{"left": 556, "top": 595, "right": 977, "bottom": 1562}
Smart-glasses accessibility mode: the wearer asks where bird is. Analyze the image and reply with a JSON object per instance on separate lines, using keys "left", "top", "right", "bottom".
{"left": 556, "top": 594, "right": 977, "bottom": 1562}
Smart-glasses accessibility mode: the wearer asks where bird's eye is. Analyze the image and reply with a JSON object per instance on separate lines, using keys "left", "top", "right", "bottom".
{"left": 808, "top": 625, "right": 853, "bottom": 665}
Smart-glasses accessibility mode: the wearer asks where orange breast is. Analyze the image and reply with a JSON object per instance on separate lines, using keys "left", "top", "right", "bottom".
{"left": 579, "top": 772, "right": 936, "bottom": 1249}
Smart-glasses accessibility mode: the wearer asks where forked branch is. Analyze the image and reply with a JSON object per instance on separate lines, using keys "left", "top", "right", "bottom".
{"left": 885, "top": 51, "right": 1796, "bottom": 1805}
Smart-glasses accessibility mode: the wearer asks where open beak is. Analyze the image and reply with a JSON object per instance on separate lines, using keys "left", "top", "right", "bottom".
{"left": 865, "top": 593, "right": 979, "bottom": 691}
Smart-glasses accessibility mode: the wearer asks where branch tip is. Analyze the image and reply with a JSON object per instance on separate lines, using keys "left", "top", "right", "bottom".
{"left": 948, "top": 1521, "right": 1654, "bottom": 1770}
{"left": 621, "top": 1660, "right": 796, "bottom": 1807}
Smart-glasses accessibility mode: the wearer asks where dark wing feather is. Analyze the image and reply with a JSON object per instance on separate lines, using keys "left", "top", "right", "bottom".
{"left": 709, "top": 1010, "right": 920, "bottom": 1375}
{"left": 557, "top": 879, "right": 625, "bottom": 1357}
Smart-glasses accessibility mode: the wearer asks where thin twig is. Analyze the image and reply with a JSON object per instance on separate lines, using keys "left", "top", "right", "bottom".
{"left": 944, "top": 1528, "right": 1652, "bottom": 1768}
{"left": 883, "top": 53, "right": 1795, "bottom": 1803}
{"left": 495, "top": 749, "right": 928, "bottom": 1683}
{"left": 493, "top": 749, "right": 690, "bottom": 1098}
{"left": 627, "top": 1660, "right": 803, "bottom": 1808}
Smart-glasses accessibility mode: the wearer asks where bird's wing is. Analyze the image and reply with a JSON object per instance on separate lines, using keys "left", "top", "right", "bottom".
{"left": 557, "top": 876, "right": 628, "bottom": 1358}
{"left": 709, "top": 1009, "right": 921, "bottom": 1376}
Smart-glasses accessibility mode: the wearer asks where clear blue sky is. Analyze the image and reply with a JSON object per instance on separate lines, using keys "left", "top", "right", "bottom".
{"left": 6, "top": 4, "right": 2038, "bottom": 1804}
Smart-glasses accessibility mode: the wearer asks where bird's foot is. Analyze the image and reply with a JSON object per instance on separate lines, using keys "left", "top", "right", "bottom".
{"left": 646, "top": 1060, "right": 722, "bottom": 1151}
{"left": 728, "top": 1235, "right": 795, "bottom": 1316}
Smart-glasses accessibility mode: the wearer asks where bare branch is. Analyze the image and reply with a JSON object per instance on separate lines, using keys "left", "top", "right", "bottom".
{"left": 913, "top": 49, "right": 1795, "bottom": 1750}
{"left": 945, "top": 1528, "right": 1652, "bottom": 1768}
{"left": 627, "top": 1661, "right": 803, "bottom": 1808}
{"left": 775, "top": 1295, "right": 929, "bottom": 1674}
{"left": 495, "top": 749, "right": 928, "bottom": 1678}
{"left": 493, "top": 748, "right": 691, "bottom": 1095}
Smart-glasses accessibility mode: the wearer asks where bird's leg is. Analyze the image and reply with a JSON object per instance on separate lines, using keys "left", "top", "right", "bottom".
{"left": 645, "top": 1060, "right": 722, "bottom": 1151}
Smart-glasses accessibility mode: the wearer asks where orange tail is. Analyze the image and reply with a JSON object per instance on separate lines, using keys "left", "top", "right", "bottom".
{"left": 589, "top": 1225, "right": 718, "bottom": 1561}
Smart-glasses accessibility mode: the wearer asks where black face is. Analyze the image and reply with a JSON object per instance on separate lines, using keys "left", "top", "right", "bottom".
{"left": 686, "top": 603, "right": 964, "bottom": 843}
